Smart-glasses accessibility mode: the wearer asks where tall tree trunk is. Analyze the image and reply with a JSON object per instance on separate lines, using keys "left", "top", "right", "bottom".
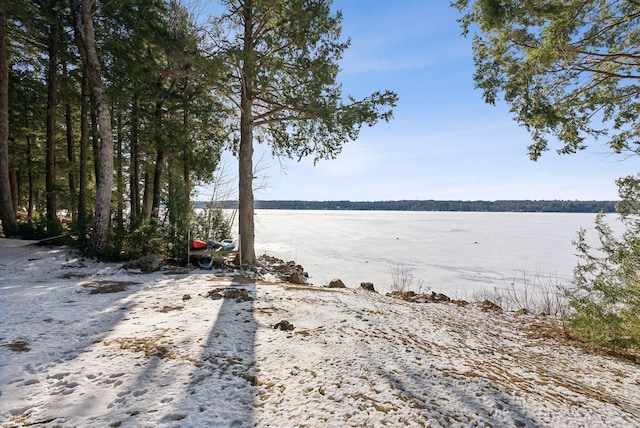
{"left": 78, "top": 70, "right": 89, "bottom": 243}
{"left": 26, "top": 135, "right": 33, "bottom": 221}
{"left": 91, "top": 100, "right": 99, "bottom": 184}
{"left": 238, "top": 0, "right": 256, "bottom": 264}
{"left": 73, "top": 0, "right": 114, "bottom": 256}
{"left": 182, "top": 106, "right": 190, "bottom": 190}
{"left": 65, "top": 74, "right": 77, "bottom": 222}
{"left": 0, "top": 9, "right": 18, "bottom": 236}
{"left": 45, "top": 0, "right": 59, "bottom": 229}
{"left": 167, "top": 163, "right": 175, "bottom": 226}
{"left": 115, "top": 106, "right": 124, "bottom": 232}
{"left": 129, "top": 94, "right": 140, "bottom": 225}
{"left": 142, "top": 167, "right": 152, "bottom": 219}
{"left": 151, "top": 96, "right": 163, "bottom": 219}
{"left": 9, "top": 167, "right": 17, "bottom": 214}
{"left": 238, "top": 107, "right": 255, "bottom": 265}
{"left": 152, "top": 148, "right": 163, "bottom": 219}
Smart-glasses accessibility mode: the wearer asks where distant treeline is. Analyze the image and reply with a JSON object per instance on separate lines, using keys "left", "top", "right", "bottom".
{"left": 198, "top": 200, "right": 618, "bottom": 213}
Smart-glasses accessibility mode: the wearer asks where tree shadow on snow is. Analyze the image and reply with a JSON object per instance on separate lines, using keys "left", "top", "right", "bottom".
{"left": 377, "top": 357, "right": 538, "bottom": 427}
{"left": 170, "top": 274, "right": 258, "bottom": 427}
{"left": 0, "top": 247, "right": 145, "bottom": 424}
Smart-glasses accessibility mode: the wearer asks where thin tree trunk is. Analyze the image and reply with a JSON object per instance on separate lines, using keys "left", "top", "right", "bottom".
{"left": 0, "top": 9, "right": 17, "bottom": 236}
{"left": 9, "top": 167, "right": 17, "bottom": 215}
{"left": 151, "top": 95, "right": 163, "bottom": 219}
{"left": 115, "top": 106, "right": 124, "bottom": 232}
{"left": 73, "top": 0, "right": 114, "bottom": 256}
{"left": 182, "top": 106, "right": 190, "bottom": 190}
{"left": 167, "top": 164, "right": 175, "bottom": 226}
{"left": 26, "top": 135, "right": 33, "bottom": 221}
{"left": 152, "top": 148, "right": 163, "bottom": 219}
{"left": 65, "top": 71, "right": 77, "bottom": 222}
{"left": 91, "top": 100, "right": 99, "bottom": 185}
{"left": 78, "top": 70, "right": 89, "bottom": 242}
{"left": 129, "top": 94, "right": 140, "bottom": 225}
{"left": 45, "top": 0, "right": 59, "bottom": 228}
{"left": 142, "top": 167, "right": 152, "bottom": 220}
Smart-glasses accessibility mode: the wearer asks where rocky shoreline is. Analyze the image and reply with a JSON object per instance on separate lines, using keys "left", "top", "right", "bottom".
{"left": 186, "top": 253, "right": 483, "bottom": 309}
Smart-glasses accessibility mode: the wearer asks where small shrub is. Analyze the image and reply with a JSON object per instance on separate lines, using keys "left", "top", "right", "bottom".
{"left": 16, "top": 216, "right": 64, "bottom": 241}
{"left": 388, "top": 262, "right": 414, "bottom": 296}
{"left": 387, "top": 262, "right": 426, "bottom": 299}
{"left": 192, "top": 205, "right": 232, "bottom": 242}
{"left": 102, "top": 219, "right": 165, "bottom": 262}
{"left": 476, "top": 273, "right": 567, "bottom": 317}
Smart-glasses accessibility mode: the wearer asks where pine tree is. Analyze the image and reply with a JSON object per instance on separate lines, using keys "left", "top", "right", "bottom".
{"left": 212, "top": 0, "right": 397, "bottom": 264}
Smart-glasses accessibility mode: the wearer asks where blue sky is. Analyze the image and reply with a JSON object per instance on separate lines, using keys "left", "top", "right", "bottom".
{"left": 210, "top": 1, "right": 637, "bottom": 202}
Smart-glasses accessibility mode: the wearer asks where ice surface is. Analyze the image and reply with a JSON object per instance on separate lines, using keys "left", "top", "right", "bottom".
{"left": 254, "top": 210, "right": 612, "bottom": 296}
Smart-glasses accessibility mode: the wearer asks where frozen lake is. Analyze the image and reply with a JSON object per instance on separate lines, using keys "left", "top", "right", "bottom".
{"left": 252, "top": 210, "right": 618, "bottom": 298}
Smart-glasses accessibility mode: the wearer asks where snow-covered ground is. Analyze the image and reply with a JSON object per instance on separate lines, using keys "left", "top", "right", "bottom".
{"left": 1, "top": 240, "right": 639, "bottom": 427}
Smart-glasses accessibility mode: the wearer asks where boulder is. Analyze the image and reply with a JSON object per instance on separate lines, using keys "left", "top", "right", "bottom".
{"left": 122, "top": 254, "right": 161, "bottom": 273}
{"left": 224, "top": 287, "right": 253, "bottom": 302}
{"left": 479, "top": 299, "right": 502, "bottom": 312}
{"left": 431, "top": 292, "right": 451, "bottom": 302}
{"left": 255, "top": 254, "right": 309, "bottom": 283}
{"left": 438, "top": 293, "right": 451, "bottom": 302}
{"left": 288, "top": 271, "right": 307, "bottom": 284}
{"left": 327, "top": 278, "right": 346, "bottom": 288}
{"left": 273, "top": 320, "right": 295, "bottom": 331}
{"left": 211, "top": 292, "right": 223, "bottom": 300}
{"left": 207, "top": 290, "right": 223, "bottom": 300}
{"left": 360, "top": 282, "right": 376, "bottom": 292}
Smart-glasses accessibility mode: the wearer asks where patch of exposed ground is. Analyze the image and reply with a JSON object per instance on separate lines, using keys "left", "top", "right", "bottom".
{"left": 81, "top": 280, "right": 139, "bottom": 294}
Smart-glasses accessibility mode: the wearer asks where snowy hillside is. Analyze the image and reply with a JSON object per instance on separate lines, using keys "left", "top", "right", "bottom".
{"left": 1, "top": 241, "right": 639, "bottom": 427}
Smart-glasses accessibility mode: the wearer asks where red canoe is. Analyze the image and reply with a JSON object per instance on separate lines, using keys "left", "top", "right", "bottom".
{"left": 190, "top": 239, "right": 207, "bottom": 249}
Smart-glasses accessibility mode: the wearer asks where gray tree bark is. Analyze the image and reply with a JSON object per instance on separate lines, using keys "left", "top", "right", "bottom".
{"left": 45, "top": 0, "right": 59, "bottom": 227}
{"left": 72, "top": 0, "right": 114, "bottom": 256}
{"left": 238, "top": 1, "right": 256, "bottom": 264}
{"left": 0, "top": 9, "right": 18, "bottom": 236}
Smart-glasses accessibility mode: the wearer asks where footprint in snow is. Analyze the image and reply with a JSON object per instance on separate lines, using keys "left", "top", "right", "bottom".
{"left": 47, "top": 371, "right": 70, "bottom": 380}
{"left": 132, "top": 389, "right": 148, "bottom": 397}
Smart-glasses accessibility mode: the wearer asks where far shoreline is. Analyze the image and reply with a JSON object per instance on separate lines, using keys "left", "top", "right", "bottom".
{"left": 197, "top": 199, "right": 617, "bottom": 213}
